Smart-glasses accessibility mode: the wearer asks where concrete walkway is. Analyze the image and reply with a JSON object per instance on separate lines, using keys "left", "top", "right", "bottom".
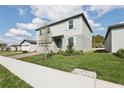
{"left": 0, "top": 56, "right": 96, "bottom": 88}
{"left": 0, "top": 56, "right": 123, "bottom": 88}
{"left": 96, "top": 79, "right": 124, "bottom": 88}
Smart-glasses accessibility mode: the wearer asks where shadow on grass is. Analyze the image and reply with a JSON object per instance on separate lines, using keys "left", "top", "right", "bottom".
{"left": 94, "top": 49, "right": 108, "bottom": 53}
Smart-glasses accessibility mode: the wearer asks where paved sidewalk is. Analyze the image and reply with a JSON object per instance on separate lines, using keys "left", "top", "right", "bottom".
{"left": 0, "top": 56, "right": 123, "bottom": 88}
{"left": 96, "top": 79, "right": 124, "bottom": 88}
{"left": 0, "top": 56, "right": 96, "bottom": 88}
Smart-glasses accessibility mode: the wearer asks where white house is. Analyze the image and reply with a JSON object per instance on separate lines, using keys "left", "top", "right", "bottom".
{"left": 10, "top": 45, "right": 22, "bottom": 51}
{"left": 21, "top": 40, "right": 37, "bottom": 52}
{"left": 36, "top": 13, "right": 93, "bottom": 52}
{"left": 105, "top": 23, "right": 124, "bottom": 53}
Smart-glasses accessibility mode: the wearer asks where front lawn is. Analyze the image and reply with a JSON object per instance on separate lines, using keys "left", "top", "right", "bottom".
{"left": 0, "top": 64, "right": 32, "bottom": 88}
{"left": 0, "top": 51, "right": 23, "bottom": 57}
{"left": 19, "top": 50, "right": 124, "bottom": 85}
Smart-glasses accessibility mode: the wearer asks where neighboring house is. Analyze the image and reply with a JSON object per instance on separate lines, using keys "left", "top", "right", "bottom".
{"left": 10, "top": 45, "right": 22, "bottom": 51}
{"left": 105, "top": 23, "right": 124, "bottom": 53}
{"left": 20, "top": 40, "right": 37, "bottom": 52}
{"left": 36, "top": 13, "right": 93, "bottom": 52}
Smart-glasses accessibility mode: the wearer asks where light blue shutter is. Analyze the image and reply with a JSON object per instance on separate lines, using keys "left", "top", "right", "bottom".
{"left": 73, "top": 36, "right": 77, "bottom": 46}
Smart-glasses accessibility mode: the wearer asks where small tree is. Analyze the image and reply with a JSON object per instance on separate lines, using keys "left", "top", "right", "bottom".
{"left": 67, "top": 37, "right": 73, "bottom": 53}
{"left": 39, "top": 23, "right": 51, "bottom": 60}
{"left": 0, "top": 43, "right": 7, "bottom": 51}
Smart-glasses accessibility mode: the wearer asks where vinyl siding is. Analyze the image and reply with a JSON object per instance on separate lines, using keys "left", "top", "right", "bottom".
{"left": 105, "top": 31, "right": 112, "bottom": 52}
{"left": 37, "top": 15, "right": 92, "bottom": 52}
{"left": 111, "top": 27, "right": 124, "bottom": 52}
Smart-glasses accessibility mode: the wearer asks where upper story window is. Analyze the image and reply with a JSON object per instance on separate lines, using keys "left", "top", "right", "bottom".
{"left": 69, "top": 20, "right": 73, "bottom": 29}
{"left": 39, "top": 30, "right": 42, "bottom": 36}
{"left": 47, "top": 27, "right": 50, "bottom": 34}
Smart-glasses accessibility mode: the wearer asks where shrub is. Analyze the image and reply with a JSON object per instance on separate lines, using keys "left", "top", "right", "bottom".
{"left": 58, "top": 49, "right": 84, "bottom": 56}
{"left": 22, "top": 51, "right": 28, "bottom": 53}
{"left": 58, "top": 49, "right": 64, "bottom": 54}
{"left": 74, "top": 50, "right": 84, "bottom": 55}
{"left": 47, "top": 50, "right": 55, "bottom": 57}
{"left": 116, "top": 48, "right": 124, "bottom": 58}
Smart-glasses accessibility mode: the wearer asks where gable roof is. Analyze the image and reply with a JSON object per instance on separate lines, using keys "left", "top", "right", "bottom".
{"left": 105, "top": 23, "right": 124, "bottom": 40}
{"left": 36, "top": 13, "right": 93, "bottom": 33}
{"left": 20, "top": 40, "right": 36, "bottom": 44}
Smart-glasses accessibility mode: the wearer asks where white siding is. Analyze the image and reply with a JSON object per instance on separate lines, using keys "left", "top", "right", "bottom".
{"left": 81, "top": 16, "right": 92, "bottom": 49}
{"left": 21, "top": 41, "right": 30, "bottom": 52}
{"left": 10, "top": 47, "right": 16, "bottom": 51}
{"left": 21, "top": 41, "right": 37, "bottom": 52}
{"left": 73, "top": 36, "right": 77, "bottom": 47}
{"left": 50, "top": 16, "right": 83, "bottom": 37}
{"left": 65, "top": 37, "right": 69, "bottom": 46}
{"left": 30, "top": 44, "right": 37, "bottom": 52}
{"left": 111, "top": 27, "right": 124, "bottom": 52}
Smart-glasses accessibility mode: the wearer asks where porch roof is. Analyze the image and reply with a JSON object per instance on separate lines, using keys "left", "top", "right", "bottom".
{"left": 51, "top": 35, "right": 64, "bottom": 38}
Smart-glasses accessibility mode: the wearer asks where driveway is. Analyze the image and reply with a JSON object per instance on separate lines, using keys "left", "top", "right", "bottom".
{"left": 0, "top": 56, "right": 123, "bottom": 88}
{"left": 10, "top": 52, "right": 41, "bottom": 59}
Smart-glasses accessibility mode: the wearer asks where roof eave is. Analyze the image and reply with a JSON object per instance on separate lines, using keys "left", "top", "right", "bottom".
{"left": 35, "top": 13, "right": 93, "bottom": 33}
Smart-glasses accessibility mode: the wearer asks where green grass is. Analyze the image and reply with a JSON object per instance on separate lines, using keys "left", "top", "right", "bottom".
{"left": 0, "top": 51, "right": 23, "bottom": 57}
{"left": 0, "top": 64, "right": 32, "bottom": 88}
{"left": 19, "top": 50, "right": 124, "bottom": 85}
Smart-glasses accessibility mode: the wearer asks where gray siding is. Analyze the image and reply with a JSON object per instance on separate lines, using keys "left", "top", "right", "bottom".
{"left": 105, "top": 31, "right": 112, "bottom": 52}
{"left": 112, "top": 27, "right": 124, "bottom": 52}
{"left": 81, "top": 16, "right": 92, "bottom": 50}
{"left": 105, "top": 27, "right": 124, "bottom": 53}
{"left": 62, "top": 34, "right": 91, "bottom": 51}
{"left": 37, "top": 15, "right": 92, "bottom": 52}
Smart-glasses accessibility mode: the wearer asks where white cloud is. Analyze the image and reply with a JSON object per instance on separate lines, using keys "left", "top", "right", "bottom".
{"left": 30, "top": 5, "right": 83, "bottom": 21}
{"left": 119, "top": 21, "right": 124, "bottom": 24}
{"left": 30, "top": 5, "right": 105, "bottom": 32}
{"left": 18, "top": 8, "right": 25, "bottom": 16}
{"left": 5, "top": 17, "right": 43, "bottom": 43}
{"left": 16, "top": 18, "right": 45, "bottom": 30}
{"left": 5, "top": 28, "right": 32, "bottom": 40}
{"left": 81, "top": 9, "right": 105, "bottom": 31}
{"left": 5, "top": 5, "right": 106, "bottom": 44}
{"left": 0, "top": 36, "right": 6, "bottom": 43}
{"left": 16, "top": 22, "right": 36, "bottom": 30}
{"left": 89, "top": 5, "right": 124, "bottom": 17}
{"left": 87, "top": 19, "right": 105, "bottom": 31}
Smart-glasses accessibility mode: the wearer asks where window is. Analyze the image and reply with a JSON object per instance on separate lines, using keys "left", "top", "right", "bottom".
{"left": 47, "top": 27, "right": 50, "bottom": 34}
{"left": 69, "top": 20, "right": 73, "bottom": 29}
{"left": 39, "top": 29, "right": 42, "bottom": 36}
{"left": 66, "top": 36, "right": 76, "bottom": 47}
{"left": 23, "top": 45, "right": 29, "bottom": 47}
{"left": 68, "top": 37, "right": 74, "bottom": 46}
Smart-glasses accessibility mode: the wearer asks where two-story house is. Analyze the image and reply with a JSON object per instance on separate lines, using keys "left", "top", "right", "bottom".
{"left": 36, "top": 13, "right": 93, "bottom": 52}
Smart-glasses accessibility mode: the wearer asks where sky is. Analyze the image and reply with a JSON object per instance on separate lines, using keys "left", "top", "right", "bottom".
{"left": 1, "top": 5, "right": 124, "bottom": 45}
